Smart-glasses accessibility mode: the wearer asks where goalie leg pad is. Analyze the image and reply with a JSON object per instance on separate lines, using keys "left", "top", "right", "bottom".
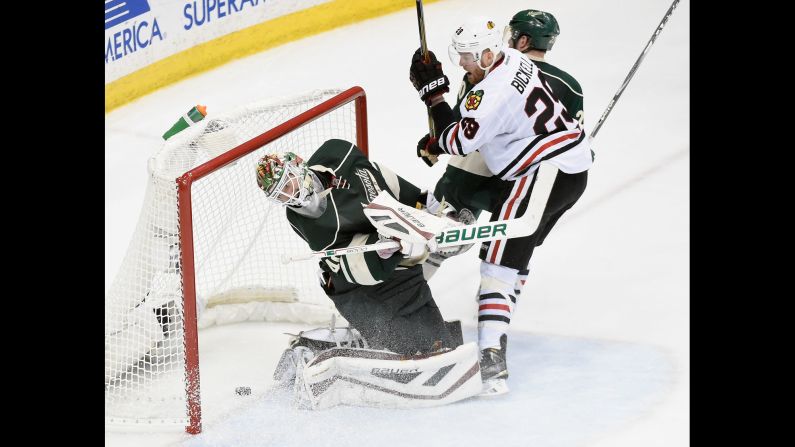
{"left": 297, "top": 342, "right": 482, "bottom": 409}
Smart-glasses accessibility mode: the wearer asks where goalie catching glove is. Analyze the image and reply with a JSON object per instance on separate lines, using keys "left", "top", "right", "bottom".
{"left": 409, "top": 48, "right": 450, "bottom": 105}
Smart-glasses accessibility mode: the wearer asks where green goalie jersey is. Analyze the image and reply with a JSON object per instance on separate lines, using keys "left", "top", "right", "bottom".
{"left": 286, "top": 139, "right": 423, "bottom": 292}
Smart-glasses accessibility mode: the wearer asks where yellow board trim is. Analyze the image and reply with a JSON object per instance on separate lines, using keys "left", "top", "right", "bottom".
{"left": 105, "top": 0, "right": 440, "bottom": 113}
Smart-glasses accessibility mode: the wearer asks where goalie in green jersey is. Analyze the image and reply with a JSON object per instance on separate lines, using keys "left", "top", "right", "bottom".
{"left": 255, "top": 139, "right": 493, "bottom": 409}
{"left": 256, "top": 138, "right": 463, "bottom": 356}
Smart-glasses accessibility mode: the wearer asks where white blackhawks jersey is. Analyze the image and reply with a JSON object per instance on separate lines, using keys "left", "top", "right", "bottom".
{"left": 438, "top": 48, "right": 592, "bottom": 180}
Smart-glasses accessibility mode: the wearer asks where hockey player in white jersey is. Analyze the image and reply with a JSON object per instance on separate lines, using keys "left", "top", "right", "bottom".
{"left": 409, "top": 16, "right": 592, "bottom": 394}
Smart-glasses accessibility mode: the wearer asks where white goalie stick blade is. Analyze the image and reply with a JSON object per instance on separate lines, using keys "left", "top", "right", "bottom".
{"left": 296, "top": 342, "right": 482, "bottom": 409}
{"left": 284, "top": 162, "right": 559, "bottom": 262}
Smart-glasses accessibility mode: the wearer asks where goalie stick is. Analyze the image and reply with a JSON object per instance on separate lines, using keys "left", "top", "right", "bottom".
{"left": 282, "top": 162, "right": 558, "bottom": 263}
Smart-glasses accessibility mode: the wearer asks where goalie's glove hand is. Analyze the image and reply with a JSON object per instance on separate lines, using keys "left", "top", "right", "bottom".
{"left": 376, "top": 239, "right": 400, "bottom": 259}
{"left": 409, "top": 48, "right": 450, "bottom": 106}
{"left": 416, "top": 134, "right": 442, "bottom": 167}
{"left": 398, "top": 238, "right": 429, "bottom": 258}
{"left": 435, "top": 208, "right": 477, "bottom": 257}
{"left": 376, "top": 235, "right": 430, "bottom": 260}
{"left": 447, "top": 208, "right": 476, "bottom": 225}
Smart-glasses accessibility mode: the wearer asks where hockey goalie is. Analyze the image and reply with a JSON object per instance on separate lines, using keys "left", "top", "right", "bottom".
{"left": 256, "top": 139, "right": 486, "bottom": 408}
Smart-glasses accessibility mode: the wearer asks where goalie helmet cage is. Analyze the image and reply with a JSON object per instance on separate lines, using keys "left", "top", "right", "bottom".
{"left": 105, "top": 87, "right": 369, "bottom": 434}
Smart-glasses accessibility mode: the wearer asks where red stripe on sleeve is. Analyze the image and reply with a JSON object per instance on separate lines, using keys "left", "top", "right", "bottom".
{"left": 447, "top": 123, "right": 460, "bottom": 155}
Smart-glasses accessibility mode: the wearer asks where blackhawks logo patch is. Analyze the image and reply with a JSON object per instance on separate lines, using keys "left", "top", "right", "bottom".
{"left": 464, "top": 90, "right": 484, "bottom": 111}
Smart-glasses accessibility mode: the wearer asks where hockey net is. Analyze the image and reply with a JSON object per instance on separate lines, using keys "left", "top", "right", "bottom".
{"left": 105, "top": 87, "right": 368, "bottom": 433}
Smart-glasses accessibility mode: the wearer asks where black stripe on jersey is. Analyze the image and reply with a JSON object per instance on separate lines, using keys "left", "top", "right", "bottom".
{"left": 439, "top": 122, "right": 458, "bottom": 154}
{"left": 479, "top": 292, "right": 507, "bottom": 301}
{"left": 510, "top": 169, "right": 539, "bottom": 218}
{"left": 452, "top": 125, "right": 462, "bottom": 154}
{"left": 478, "top": 315, "right": 511, "bottom": 323}
{"left": 509, "top": 131, "right": 586, "bottom": 179}
{"left": 532, "top": 130, "right": 586, "bottom": 165}
{"left": 497, "top": 134, "right": 547, "bottom": 179}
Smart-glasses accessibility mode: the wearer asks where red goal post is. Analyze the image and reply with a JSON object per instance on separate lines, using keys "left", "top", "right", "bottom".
{"left": 178, "top": 86, "right": 368, "bottom": 433}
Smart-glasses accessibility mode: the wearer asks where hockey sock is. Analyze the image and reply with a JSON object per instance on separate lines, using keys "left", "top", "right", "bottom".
{"left": 512, "top": 267, "right": 530, "bottom": 315}
{"left": 477, "top": 262, "right": 519, "bottom": 350}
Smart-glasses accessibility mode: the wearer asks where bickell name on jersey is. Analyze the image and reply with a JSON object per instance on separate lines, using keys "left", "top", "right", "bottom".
{"left": 285, "top": 139, "right": 423, "bottom": 290}
{"left": 436, "top": 48, "right": 592, "bottom": 181}
{"left": 509, "top": 56, "right": 536, "bottom": 94}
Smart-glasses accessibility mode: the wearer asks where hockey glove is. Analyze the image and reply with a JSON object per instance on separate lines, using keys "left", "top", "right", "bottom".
{"left": 376, "top": 235, "right": 428, "bottom": 260}
{"left": 376, "top": 239, "right": 400, "bottom": 259}
{"left": 409, "top": 48, "right": 450, "bottom": 105}
{"left": 416, "top": 134, "right": 442, "bottom": 167}
{"left": 435, "top": 208, "right": 476, "bottom": 257}
{"left": 398, "top": 238, "right": 429, "bottom": 259}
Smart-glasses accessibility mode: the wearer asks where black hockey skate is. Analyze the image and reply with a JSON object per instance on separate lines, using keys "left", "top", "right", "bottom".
{"left": 478, "top": 334, "right": 509, "bottom": 396}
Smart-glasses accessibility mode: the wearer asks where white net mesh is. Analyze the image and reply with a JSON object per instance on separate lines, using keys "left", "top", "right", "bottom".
{"left": 105, "top": 89, "right": 359, "bottom": 428}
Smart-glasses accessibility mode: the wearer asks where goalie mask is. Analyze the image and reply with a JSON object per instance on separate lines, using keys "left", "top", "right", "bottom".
{"left": 256, "top": 152, "right": 315, "bottom": 208}
{"left": 448, "top": 16, "right": 503, "bottom": 71}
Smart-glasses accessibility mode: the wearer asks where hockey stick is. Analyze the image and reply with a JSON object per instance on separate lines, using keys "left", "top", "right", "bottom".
{"left": 589, "top": 0, "right": 681, "bottom": 142}
{"left": 415, "top": 0, "right": 439, "bottom": 165}
{"left": 282, "top": 163, "right": 558, "bottom": 263}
